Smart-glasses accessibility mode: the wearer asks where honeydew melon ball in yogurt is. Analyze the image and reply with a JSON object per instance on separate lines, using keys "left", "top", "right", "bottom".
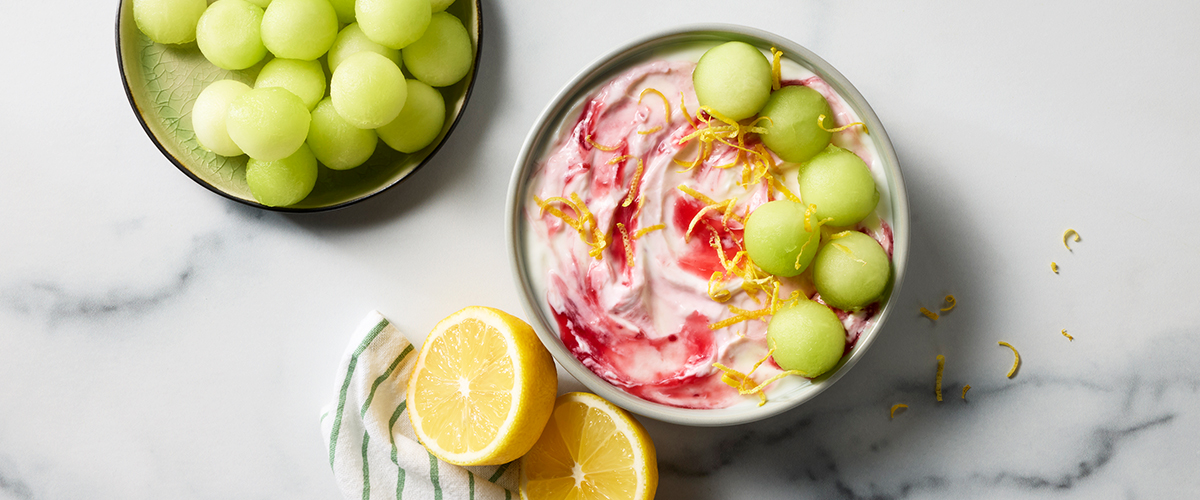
{"left": 331, "top": 52, "right": 407, "bottom": 129}
{"left": 356, "top": 0, "right": 431, "bottom": 50}
{"left": 225, "top": 87, "right": 312, "bottom": 161}
{"left": 132, "top": 0, "right": 208, "bottom": 44}
{"left": 798, "top": 145, "right": 879, "bottom": 227}
{"left": 766, "top": 300, "right": 846, "bottom": 377}
{"left": 692, "top": 41, "right": 772, "bottom": 121}
{"left": 191, "top": 79, "right": 252, "bottom": 157}
{"left": 254, "top": 58, "right": 326, "bottom": 110}
{"left": 401, "top": 12, "right": 472, "bottom": 87}
{"left": 758, "top": 85, "right": 834, "bottom": 163}
{"left": 744, "top": 200, "right": 821, "bottom": 277}
{"left": 377, "top": 79, "right": 445, "bottom": 153}
{"left": 811, "top": 231, "right": 890, "bottom": 311}
{"left": 246, "top": 143, "right": 318, "bottom": 207}
{"left": 307, "top": 97, "right": 378, "bottom": 170}
{"left": 261, "top": 0, "right": 339, "bottom": 60}
{"left": 195, "top": 0, "right": 268, "bottom": 71}
{"left": 327, "top": 23, "right": 402, "bottom": 74}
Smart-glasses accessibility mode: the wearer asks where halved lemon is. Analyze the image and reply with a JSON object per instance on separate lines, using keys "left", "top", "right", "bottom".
{"left": 407, "top": 306, "right": 557, "bottom": 466}
{"left": 520, "top": 392, "right": 658, "bottom": 500}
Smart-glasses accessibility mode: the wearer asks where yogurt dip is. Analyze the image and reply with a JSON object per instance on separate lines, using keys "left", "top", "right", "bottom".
{"left": 522, "top": 48, "right": 893, "bottom": 409}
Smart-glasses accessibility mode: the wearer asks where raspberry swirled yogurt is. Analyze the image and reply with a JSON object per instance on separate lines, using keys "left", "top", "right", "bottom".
{"left": 523, "top": 54, "right": 893, "bottom": 409}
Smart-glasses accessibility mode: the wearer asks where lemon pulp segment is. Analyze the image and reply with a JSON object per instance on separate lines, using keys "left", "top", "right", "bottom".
{"left": 412, "top": 317, "right": 514, "bottom": 455}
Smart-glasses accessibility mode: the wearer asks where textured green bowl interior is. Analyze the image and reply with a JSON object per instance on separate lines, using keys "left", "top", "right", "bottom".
{"left": 117, "top": 0, "right": 480, "bottom": 211}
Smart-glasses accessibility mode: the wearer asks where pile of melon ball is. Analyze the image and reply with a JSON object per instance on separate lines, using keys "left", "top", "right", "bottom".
{"left": 132, "top": 0, "right": 472, "bottom": 206}
{"left": 693, "top": 42, "right": 890, "bottom": 378}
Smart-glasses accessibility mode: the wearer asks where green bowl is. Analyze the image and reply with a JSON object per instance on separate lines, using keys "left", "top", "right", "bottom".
{"left": 116, "top": 0, "right": 482, "bottom": 212}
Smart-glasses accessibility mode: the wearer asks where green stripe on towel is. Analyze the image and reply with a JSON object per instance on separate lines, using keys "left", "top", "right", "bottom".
{"left": 362, "top": 431, "right": 371, "bottom": 500}
{"left": 328, "top": 319, "right": 389, "bottom": 467}
{"left": 429, "top": 452, "right": 443, "bottom": 500}
{"left": 362, "top": 344, "right": 414, "bottom": 418}
{"left": 388, "top": 401, "right": 407, "bottom": 500}
{"left": 488, "top": 462, "right": 511, "bottom": 483}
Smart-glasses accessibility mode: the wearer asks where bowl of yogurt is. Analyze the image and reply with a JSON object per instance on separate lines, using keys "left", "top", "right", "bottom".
{"left": 506, "top": 25, "right": 909, "bottom": 426}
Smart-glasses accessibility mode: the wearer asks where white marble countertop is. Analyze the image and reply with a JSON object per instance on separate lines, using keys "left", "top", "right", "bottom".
{"left": 2, "top": 0, "right": 1198, "bottom": 498}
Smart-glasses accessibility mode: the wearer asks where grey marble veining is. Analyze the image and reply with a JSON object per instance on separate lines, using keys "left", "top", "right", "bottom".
{"left": 2, "top": 0, "right": 1199, "bottom": 498}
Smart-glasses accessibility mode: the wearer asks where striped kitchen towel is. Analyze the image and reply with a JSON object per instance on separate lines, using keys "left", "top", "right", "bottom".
{"left": 321, "top": 311, "right": 519, "bottom": 500}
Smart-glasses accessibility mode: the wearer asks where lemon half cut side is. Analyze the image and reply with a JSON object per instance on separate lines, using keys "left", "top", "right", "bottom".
{"left": 520, "top": 392, "right": 658, "bottom": 500}
{"left": 406, "top": 306, "right": 557, "bottom": 466}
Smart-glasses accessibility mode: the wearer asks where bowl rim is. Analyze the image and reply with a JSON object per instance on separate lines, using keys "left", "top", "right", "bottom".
{"left": 505, "top": 24, "right": 910, "bottom": 426}
{"left": 114, "top": 0, "right": 484, "bottom": 213}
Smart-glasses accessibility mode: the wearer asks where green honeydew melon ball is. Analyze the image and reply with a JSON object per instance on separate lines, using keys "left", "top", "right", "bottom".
{"left": 811, "top": 231, "right": 890, "bottom": 311}
{"left": 246, "top": 143, "right": 318, "bottom": 206}
{"left": 225, "top": 87, "right": 312, "bottom": 161}
{"left": 328, "top": 0, "right": 356, "bottom": 23}
{"left": 255, "top": 58, "right": 327, "bottom": 110}
{"left": 307, "top": 97, "right": 378, "bottom": 170}
{"left": 377, "top": 79, "right": 445, "bottom": 153}
{"left": 192, "top": 79, "right": 252, "bottom": 157}
{"left": 767, "top": 299, "right": 846, "bottom": 377}
{"left": 744, "top": 200, "right": 821, "bottom": 277}
{"left": 758, "top": 85, "right": 834, "bottom": 163}
{"left": 261, "top": 0, "right": 339, "bottom": 60}
{"left": 401, "top": 11, "right": 472, "bottom": 87}
{"left": 431, "top": 0, "right": 455, "bottom": 12}
{"left": 327, "top": 23, "right": 402, "bottom": 74}
{"left": 133, "top": 0, "right": 208, "bottom": 44}
{"left": 195, "top": 0, "right": 268, "bottom": 71}
{"left": 692, "top": 41, "right": 772, "bottom": 121}
{"left": 798, "top": 144, "right": 879, "bottom": 227}
{"left": 356, "top": 0, "right": 431, "bottom": 50}
{"left": 331, "top": 51, "right": 407, "bottom": 129}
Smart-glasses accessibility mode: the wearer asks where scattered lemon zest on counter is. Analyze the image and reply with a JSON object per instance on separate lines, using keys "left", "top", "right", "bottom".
{"left": 890, "top": 403, "right": 908, "bottom": 419}
{"left": 621, "top": 158, "right": 645, "bottom": 207}
{"left": 940, "top": 295, "right": 957, "bottom": 312}
{"left": 935, "top": 355, "right": 945, "bottom": 402}
{"left": 1063, "top": 229, "right": 1081, "bottom": 250}
{"left": 818, "top": 114, "right": 868, "bottom": 134}
{"left": 616, "top": 222, "right": 634, "bottom": 269}
{"left": 679, "top": 91, "right": 696, "bottom": 128}
{"left": 1051, "top": 262, "right": 1059, "bottom": 274}
{"left": 962, "top": 385, "right": 971, "bottom": 400}
{"left": 713, "top": 348, "right": 808, "bottom": 406}
{"left": 585, "top": 135, "right": 621, "bottom": 152}
{"left": 632, "top": 224, "right": 664, "bottom": 239}
{"left": 770, "top": 47, "right": 783, "bottom": 91}
{"left": 638, "top": 87, "right": 672, "bottom": 121}
{"left": 1062, "top": 329, "right": 1073, "bottom": 341}
{"left": 998, "top": 341, "right": 1020, "bottom": 378}
{"left": 637, "top": 126, "right": 663, "bottom": 135}
{"left": 919, "top": 307, "right": 940, "bottom": 321}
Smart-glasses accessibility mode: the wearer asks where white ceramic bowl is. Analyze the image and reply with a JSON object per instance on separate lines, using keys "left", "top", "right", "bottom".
{"left": 506, "top": 25, "right": 909, "bottom": 426}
